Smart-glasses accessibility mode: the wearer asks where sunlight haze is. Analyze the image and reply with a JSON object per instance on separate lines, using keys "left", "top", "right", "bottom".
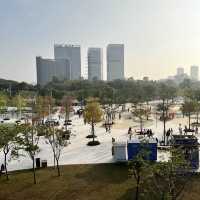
{"left": 1, "top": 0, "right": 200, "bottom": 82}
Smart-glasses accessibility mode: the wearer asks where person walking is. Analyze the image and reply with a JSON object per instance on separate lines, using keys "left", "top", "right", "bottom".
{"left": 184, "top": 125, "right": 187, "bottom": 135}
{"left": 166, "top": 129, "right": 170, "bottom": 145}
{"left": 128, "top": 127, "right": 132, "bottom": 140}
{"left": 179, "top": 124, "right": 182, "bottom": 135}
{"left": 195, "top": 126, "right": 198, "bottom": 135}
{"left": 119, "top": 112, "right": 121, "bottom": 120}
{"left": 149, "top": 129, "right": 153, "bottom": 137}
{"left": 105, "top": 124, "right": 108, "bottom": 132}
{"left": 156, "top": 137, "right": 158, "bottom": 143}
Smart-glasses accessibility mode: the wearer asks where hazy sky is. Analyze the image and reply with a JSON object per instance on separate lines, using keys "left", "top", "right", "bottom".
{"left": 1, "top": 0, "right": 200, "bottom": 83}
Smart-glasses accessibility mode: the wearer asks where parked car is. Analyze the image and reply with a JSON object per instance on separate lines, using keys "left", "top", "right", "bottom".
{"left": 15, "top": 120, "right": 21, "bottom": 125}
{"left": 3, "top": 118, "right": 10, "bottom": 121}
{"left": 45, "top": 118, "right": 59, "bottom": 126}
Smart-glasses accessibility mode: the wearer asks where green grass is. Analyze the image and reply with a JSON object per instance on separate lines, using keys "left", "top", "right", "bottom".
{"left": 0, "top": 164, "right": 199, "bottom": 200}
{"left": 0, "top": 164, "right": 134, "bottom": 200}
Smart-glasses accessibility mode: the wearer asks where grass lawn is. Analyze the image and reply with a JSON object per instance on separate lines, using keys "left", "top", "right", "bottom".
{"left": 0, "top": 163, "right": 199, "bottom": 200}
{"left": 0, "top": 164, "right": 134, "bottom": 200}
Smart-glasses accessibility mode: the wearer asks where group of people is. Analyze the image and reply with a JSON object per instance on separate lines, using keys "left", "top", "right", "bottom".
{"left": 127, "top": 127, "right": 154, "bottom": 139}
{"left": 178, "top": 124, "right": 199, "bottom": 135}
{"left": 144, "top": 129, "right": 153, "bottom": 137}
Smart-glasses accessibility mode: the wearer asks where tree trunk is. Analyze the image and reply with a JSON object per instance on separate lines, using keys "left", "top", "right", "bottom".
{"left": 33, "top": 157, "right": 36, "bottom": 184}
{"left": 135, "top": 175, "right": 140, "bottom": 200}
{"left": 140, "top": 117, "right": 143, "bottom": 134}
{"left": 92, "top": 122, "right": 95, "bottom": 142}
{"left": 139, "top": 104, "right": 143, "bottom": 133}
{"left": 197, "top": 113, "right": 199, "bottom": 124}
{"left": 19, "top": 108, "right": 22, "bottom": 120}
{"left": 56, "top": 158, "right": 60, "bottom": 176}
{"left": 164, "top": 108, "right": 167, "bottom": 145}
{"left": 31, "top": 128, "right": 36, "bottom": 184}
{"left": 52, "top": 131, "right": 56, "bottom": 169}
{"left": 189, "top": 113, "right": 191, "bottom": 130}
{"left": 170, "top": 186, "right": 176, "bottom": 200}
{"left": 4, "top": 153, "right": 8, "bottom": 181}
{"left": 65, "top": 108, "right": 69, "bottom": 130}
{"left": 146, "top": 101, "right": 149, "bottom": 120}
{"left": 166, "top": 99, "right": 169, "bottom": 116}
{"left": 161, "top": 192, "right": 166, "bottom": 200}
{"left": 163, "top": 100, "right": 166, "bottom": 145}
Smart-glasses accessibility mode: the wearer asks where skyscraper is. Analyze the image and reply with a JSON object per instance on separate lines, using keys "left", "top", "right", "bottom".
{"left": 88, "top": 48, "right": 103, "bottom": 81}
{"left": 107, "top": 44, "right": 124, "bottom": 81}
{"left": 190, "top": 65, "right": 199, "bottom": 81}
{"left": 36, "top": 57, "right": 70, "bottom": 86}
{"left": 54, "top": 44, "right": 81, "bottom": 80}
{"left": 177, "top": 67, "right": 184, "bottom": 76}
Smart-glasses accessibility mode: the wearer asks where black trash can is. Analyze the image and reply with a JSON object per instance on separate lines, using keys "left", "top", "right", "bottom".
{"left": 41, "top": 160, "right": 47, "bottom": 168}
{"left": 36, "top": 158, "right": 40, "bottom": 168}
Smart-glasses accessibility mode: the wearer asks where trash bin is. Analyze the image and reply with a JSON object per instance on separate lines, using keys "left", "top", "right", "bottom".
{"left": 41, "top": 160, "right": 47, "bottom": 168}
{"left": 36, "top": 158, "right": 40, "bottom": 168}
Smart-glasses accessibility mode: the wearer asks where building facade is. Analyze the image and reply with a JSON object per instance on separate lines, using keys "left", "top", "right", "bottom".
{"left": 88, "top": 48, "right": 103, "bottom": 81}
{"left": 190, "top": 65, "right": 199, "bottom": 81}
{"left": 107, "top": 44, "right": 124, "bottom": 81}
{"left": 177, "top": 67, "right": 184, "bottom": 76}
{"left": 36, "top": 57, "right": 70, "bottom": 86}
{"left": 54, "top": 44, "right": 81, "bottom": 80}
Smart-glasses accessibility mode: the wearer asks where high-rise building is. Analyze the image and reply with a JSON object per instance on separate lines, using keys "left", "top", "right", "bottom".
{"left": 107, "top": 44, "right": 124, "bottom": 81}
{"left": 177, "top": 67, "right": 184, "bottom": 76}
{"left": 190, "top": 65, "right": 199, "bottom": 81}
{"left": 54, "top": 44, "right": 81, "bottom": 80}
{"left": 88, "top": 48, "right": 103, "bottom": 81}
{"left": 36, "top": 57, "right": 70, "bottom": 86}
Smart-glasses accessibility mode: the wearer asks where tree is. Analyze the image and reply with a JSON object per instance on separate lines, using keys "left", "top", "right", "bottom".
{"left": 34, "top": 96, "right": 44, "bottom": 120}
{"left": 44, "top": 95, "right": 55, "bottom": 116}
{"left": 0, "top": 125, "right": 19, "bottom": 180}
{"left": 143, "top": 84, "right": 156, "bottom": 106}
{"left": 16, "top": 123, "right": 40, "bottom": 184}
{"left": 0, "top": 94, "right": 8, "bottom": 117}
{"left": 181, "top": 101, "right": 196, "bottom": 129}
{"left": 61, "top": 96, "right": 73, "bottom": 130}
{"left": 35, "top": 96, "right": 54, "bottom": 121}
{"left": 128, "top": 149, "right": 153, "bottom": 200}
{"left": 152, "top": 148, "right": 189, "bottom": 200}
{"left": 61, "top": 96, "right": 73, "bottom": 120}
{"left": 83, "top": 98, "right": 103, "bottom": 146}
{"left": 0, "top": 94, "right": 7, "bottom": 108}
{"left": 157, "top": 84, "right": 174, "bottom": 145}
{"left": 132, "top": 103, "right": 147, "bottom": 133}
{"left": 41, "top": 125, "right": 69, "bottom": 176}
{"left": 194, "top": 101, "right": 200, "bottom": 124}
{"left": 157, "top": 101, "right": 171, "bottom": 144}
{"left": 12, "top": 94, "right": 26, "bottom": 119}
{"left": 129, "top": 147, "right": 189, "bottom": 200}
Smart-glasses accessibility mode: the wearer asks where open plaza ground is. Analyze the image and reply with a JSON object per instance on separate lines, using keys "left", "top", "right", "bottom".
{"left": 0, "top": 102, "right": 199, "bottom": 172}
